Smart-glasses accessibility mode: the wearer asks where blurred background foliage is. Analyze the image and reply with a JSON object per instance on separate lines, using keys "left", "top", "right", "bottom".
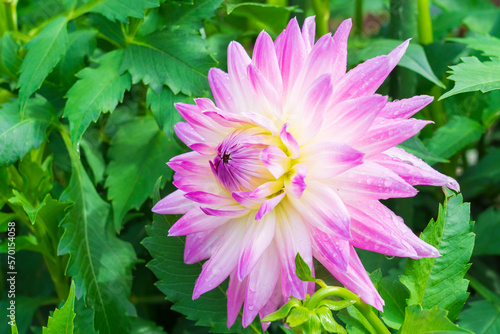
{"left": 0, "top": 0, "right": 499, "bottom": 333}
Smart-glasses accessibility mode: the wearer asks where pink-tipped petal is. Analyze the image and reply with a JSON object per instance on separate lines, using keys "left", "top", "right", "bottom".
{"left": 227, "top": 273, "right": 247, "bottom": 328}
{"left": 378, "top": 95, "right": 434, "bottom": 119}
{"left": 184, "top": 228, "right": 225, "bottom": 264}
{"left": 208, "top": 68, "right": 236, "bottom": 113}
{"left": 169, "top": 208, "right": 231, "bottom": 236}
{"left": 310, "top": 227, "right": 350, "bottom": 272}
{"left": 227, "top": 41, "right": 254, "bottom": 113}
{"left": 152, "top": 190, "right": 196, "bottom": 214}
{"left": 330, "top": 19, "right": 352, "bottom": 81}
{"left": 253, "top": 30, "right": 283, "bottom": 96}
{"left": 255, "top": 191, "right": 286, "bottom": 220}
{"left": 287, "top": 163, "right": 308, "bottom": 198}
{"left": 301, "top": 16, "right": 316, "bottom": 52}
{"left": 184, "top": 191, "right": 234, "bottom": 205}
{"left": 174, "top": 122, "right": 206, "bottom": 146}
{"left": 260, "top": 145, "right": 289, "bottom": 179}
{"left": 280, "top": 124, "right": 300, "bottom": 159}
{"left": 200, "top": 206, "right": 248, "bottom": 217}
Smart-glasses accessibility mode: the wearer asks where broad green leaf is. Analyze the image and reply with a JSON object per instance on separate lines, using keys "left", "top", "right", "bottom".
{"left": 162, "top": 0, "right": 223, "bottom": 31}
{"left": 146, "top": 87, "right": 190, "bottom": 137}
{"left": 295, "top": 252, "right": 316, "bottom": 282}
{"left": 352, "top": 39, "right": 444, "bottom": 88}
{"left": 449, "top": 34, "right": 500, "bottom": 58}
{"left": 226, "top": 3, "right": 299, "bottom": 36}
{"left": 472, "top": 206, "right": 500, "bottom": 255}
{"left": 142, "top": 182, "right": 262, "bottom": 334}
{"left": 49, "top": 30, "right": 97, "bottom": 88}
{"left": 80, "top": 136, "right": 105, "bottom": 185}
{"left": 0, "top": 97, "right": 57, "bottom": 166}
{"left": 63, "top": 50, "right": 131, "bottom": 146}
{"left": 399, "top": 305, "right": 472, "bottom": 333}
{"left": 400, "top": 194, "right": 474, "bottom": 321}
{"left": 43, "top": 281, "right": 76, "bottom": 334}
{"left": 122, "top": 29, "right": 216, "bottom": 95}
{"left": 425, "top": 116, "right": 484, "bottom": 159}
{"left": 398, "top": 137, "right": 448, "bottom": 165}
{"left": 460, "top": 148, "right": 500, "bottom": 197}
{"left": 73, "top": 299, "right": 98, "bottom": 334}
{"left": 105, "top": 117, "right": 182, "bottom": 230}
{"left": 377, "top": 278, "right": 409, "bottom": 330}
{"left": 459, "top": 300, "right": 500, "bottom": 333}
{"left": 90, "top": 14, "right": 126, "bottom": 47}
{"left": 58, "top": 156, "right": 136, "bottom": 334}
{"left": 88, "top": 0, "right": 159, "bottom": 22}
{"left": 17, "top": 16, "right": 68, "bottom": 115}
{"left": 0, "top": 32, "right": 22, "bottom": 81}
{"left": 441, "top": 57, "right": 500, "bottom": 99}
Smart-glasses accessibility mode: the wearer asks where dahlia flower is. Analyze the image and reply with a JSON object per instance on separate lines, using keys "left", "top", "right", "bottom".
{"left": 152, "top": 16, "right": 458, "bottom": 328}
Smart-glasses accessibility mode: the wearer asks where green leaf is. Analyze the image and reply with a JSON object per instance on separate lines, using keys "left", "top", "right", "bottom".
{"left": 0, "top": 32, "right": 22, "bottom": 81}
{"left": 226, "top": 3, "right": 300, "bottom": 36}
{"left": 399, "top": 194, "right": 474, "bottom": 321}
{"left": 316, "top": 307, "right": 346, "bottom": 334}
{"left": 338, "top": 306, "right": 375, "bottom": 334}
{"left": 459, "top": 300, "right": 500, "bottom": 333}
{"left": 352, "top": 39, "right": 444, "bottom": 88}
{"left": 398, "top": 137, "right": 448, "bottom": 165}
{"left": 142, "top": 183, "right": 262, "bottom": 334}
{"left": 131, "top": 317, "right": 168, "bottom": 334}
{"left": 162, "top": 0, "right": 223, "bottom": 32}
{"left": 0, "top": 97, "right": 57, "bottom": 166}
{"left": 441, "top": 57, "right": 500, "bottom": 99}
{"left": 449, "top": 34, "right": 500, "bottom": 58}
{"left": 399, "top": 305, "right": 472, "bottom": 333}
{"left": 63, "top": 50, "right": 131, "bottom": 146}
{"left": 460, "top": 147, "right": 500, "bottom": 197}
{"left": 122, "top": 30, "right": 216, "bottom": 95}
{"left": 146, "top": 87, "right": 190, "bottom": 137}
{"left": 377, "top": 278, "right": 409, "bottom": 330}
{"left": 425, "top": 116, "right": 484, "bottom": 159}
{"left": 49, "top": 30, "right": 97, "bottom": 88}
{"left": 43, "top": 281, "right": 76, "bottom": 334}
{"left": 73, "top": 298, "right": 98, "bottom": 334}
{"left": 105, "top": 116, "right": 182, "bottom": 230}
{"left": 472, "top": 206, "right": 500, "bottom": 255}
{"left": 295, "top": 252, "right": 316, "bottom": 282}
{"left": 0, "top": 296, "right": 45, "bottom": 334}
{"left": 8, "top": 189, "right": 45, "bottom": 223}
{"left": 58, "top": 156, "right": 136, "bottom": 334}
{"left": 17, "top": 16, "right": 68, "bottom": 115}
{"left": 80, "top": 137, "right": 106, "bottom": 185}
{"left": 88, "top": 0, "right": 159, "bottom": 22}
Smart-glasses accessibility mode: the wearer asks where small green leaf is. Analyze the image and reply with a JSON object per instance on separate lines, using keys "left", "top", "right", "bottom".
{"left": 226, "top": 3, "right": 300, "bottom": 36}
{"left": 287, "top": 306, "right": 311, "bottom": 328}
{"left": 43, "top": 281, "right": 76, "bottom": 334}
{"left": 377, "top": 278, "right": 409, "bottom": 330}
{"left": 316, "top": 307, "right": 347, "bottom": 334}
{"left": 425, "top": 116, "right": 484, "bottom": 159}
{"left": 63, "top": 50, "right": 131, "bottom": 146}
{"left": 0, "top": 97, "right": 57, "bottom": 166}
{"left": 449, "top": 34, "right": 500, "bottom": 57}
{"left": 441, "top": 57, "right": 500, "bottom": 99}
{"left": 162, "top": 0, "right": 223, "bottom": 32}
{"left": 262, "top": 298, "right": 301, "bottom": 322}
{"left": 302, "top": 312, "right": 322, "bottom": 334}
{"left": 353, "top": 39, "right": 444, "bottom": 88}
{"left": 472, "top": 206, "right": 500, "bottom": 255}
{"left": 317, "top": 299, "right": 356, "bottom": 311}
{"left": 295, "top": 252, "right": 316, "bottom": 283}
{"left": 146, "top": 87, "right": 190, "bottom": 137}
{"left": 0, "top": 32, "right": 22, "bottom": 81}
{"left": 80, "top": 137, "right": 106, "bottom": 185}
{"left": 338, "top": 306, "right": 376, "bottom": 334}
{"left": 8, "top": 189, "right": 44, "bottom": 223}
{"left": 105, "top": 117, "right": 183, "bottom": 230}
{"left": 122, "top": 30, "right": 216, "bottom": 95}
{"left": 459, "top": 300, "right": 500, "bottom": 333}
{"left": 88, "top": 0, "right": 159, "bottom": 22}
{"left": 400, "top": 194, "right": 474, "bottom": 321}
{"left": 17, "top": 16, "right": 68, "bottom": 115}
{"left": 399, "top": 306, "right": 472, "bottom": 333}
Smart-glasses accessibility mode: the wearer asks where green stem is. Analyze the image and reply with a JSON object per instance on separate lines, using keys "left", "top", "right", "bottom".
{"left": 354, "top": 0, "right": 363, "bottom": 37}
{"left": 311, "top": 0, "right": 329, "bottom": 36}
{"left": 3, "top": 0, "right": 18, "bottom": 33}
{"left": 304, "top": 287, "right": 391, "bottom": 334}
{"left": 266, "top": 0, "right": 288, "bottom": 6}
{"left": 417, "top": 0, "right": 433, "bottom": 45}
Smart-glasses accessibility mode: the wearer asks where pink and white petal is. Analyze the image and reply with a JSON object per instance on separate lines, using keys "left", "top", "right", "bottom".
{"left": 259, "top": 281, "right": 284, "bottom": 331}
{"left": 232, "top": 191, "right": 263, "bottom": 208}
{"left": 378, "top": 95, "right": 434, "bottom": 119}
{"left": 227, "top": 273, "right": 248, "bottom": 328}
{"left": 250, "top": 180, "right": 284, "bottom": 199}
{"left": 321, "top": 95, "right": 388, "bottom": 143}
{"left": 375, "top": 147, "right": 460, "bottom": 191}
{"left": 288, "top": 182, "right": 351, "bottom": 239}
{"left": 184, "top": 227, "right": 225, "bottom": 264}
{"left": 260, "top": 145, "right": 289, "bottom": 179}
{"left": 174, "top": 122, "right": 206, "bottom": 146}
{"left": 208, "top": 68, "right": 237, "bottom": 113}
{"left": 285, "top": 163, "right": 308, "bottom": 198}
{"left": 299, "top": 141, "right": 364, "bottom": 179}
{"left": 274, "top": 204, "right": 312, "bottom": 300}
{"left": 309, "top": 227, "right": 350, "bottom": 272}
{"left": 333, "top": 162, "right": 418, "bottom": 200}
{"left": 200, "top": 206, "right": 249, "bottom": 217}
{"left": 315, "top": 246, "right": 384, "bottom": 311}
{"left": 175, "top": 102, "right": 228, "bottom": 143}
{"left": 173, "top": 173, "right": 219, "bottom": 193}
{"left": 189, "top": 143, "right": 218, "bottom": 156}
{"left": 278, "top": 18, "right": 307, "bottom": 100}
{"left": 169, "top": 207, "right": 231, "bottom": 236}
{"left": 354, "top": 118, "right": 432, "bottom": 157}
{"left": 302, "top": 16, "right": 316, "bottom": 52}
{"left": 330, "top": 19, "right": 352, "bottom": 81}
{"left": 152, "top": 189, "right": 197, "bottom": 214}
{"left": 280, "top": 124, "right": 300, "bottom": 159}
{"left": 237, "top": 211, "right": 277, "bottom": 280}
{"left": 255, "top": 191, "right": 286, "bottom": 220}
{"left": 240, "top": 111, "right": 279, "bottom": 135}
{"left": 331, "top": 40, "right": 409, "bottom": 104}
{"left": 193, "top": 220, "right": 247, "bottom": 299}
{"left": 247, "top": 63, "right": 282, "bottom": 118}
{"left": 228, "top": 41, "right": 254, "bottom": 113}
{"left": 253, "top": 30, "right": 283, "bottom": 96}
{"left": 243, "top": 243, "right": 280, "bottom": 327}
